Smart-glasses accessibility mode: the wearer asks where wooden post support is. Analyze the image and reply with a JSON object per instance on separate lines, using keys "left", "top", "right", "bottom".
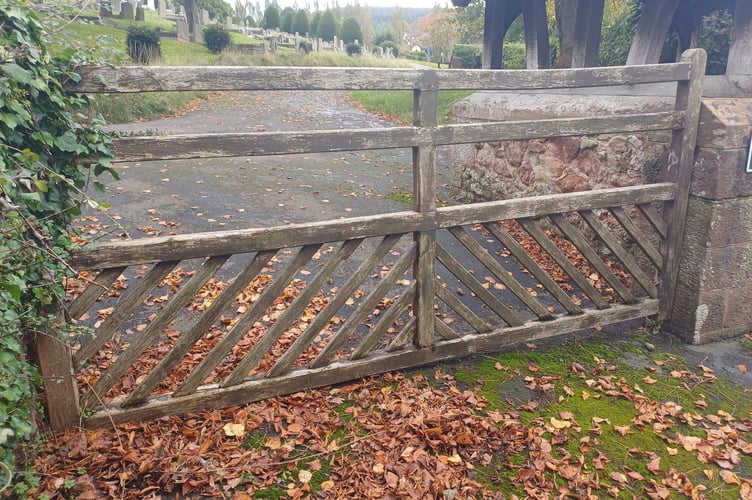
{"left": 626, "top": 0, "right": 680, "bottom": 65}
{"left": 412, "top": 81, "right": 438, "bottom": 348}
{"left": 727, "top": 0, "right": 752, "bottom": 75}
{"left": 571, "top": 0, "right": 605, "bottom": 68}
{"left": 35, "top": 329, "right": 80, "bottom": 431}
{"left": 522, "top": 0, "right": 550, "bottom": 69}
{"left": 482, "top": 0, "right": 505, "bottom": 69}
{"left": 658, "top": 48, "right": 707, "bottom": 321}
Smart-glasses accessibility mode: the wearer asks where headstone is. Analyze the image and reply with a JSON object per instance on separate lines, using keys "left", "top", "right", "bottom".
{"left": 201, "top": 9, "right": 210, "bottom": 25}
{"left": 226, "top": 15, "right": 232, "bottom": 27}
{"left": 135, "top": 4, "right": 145, "bottom": 21}
{"left": 192, "top": 23, "right": 204, "bottom": 43}
{"left": 158, "top": 0, "right": 166, "bottom": 16}
{"left": 377, "top": 46, "right": 383, "bottom": 57}
{"left": 270, "top": 37, "right": 278, "bottom": 52}
{"left": 144, "top": 0, "right": 155, "bottom": 10}
{"left": 333, "top": 36, "right": 338, "bottom": 50}
{"left": 339, "top": 39, "right": 345, "bottom": 51}
{"left": 450, "top": 56, "right": 463, "bottom": 69}
{"left": 111, "top": 0, "right": 120, "bottom": 16}
{"left": 99, "top": 2, "right": 112, "bottom": 17}
{"left": 176, "top": 17, "right": 189, "bottom": 41}
{"left": 120, "top": 1, "right": 134, "bottom": 20}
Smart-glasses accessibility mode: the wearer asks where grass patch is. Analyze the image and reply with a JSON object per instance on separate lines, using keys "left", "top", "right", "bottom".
{"left": 349, "top": 89, "right": 473, "bottom": 125}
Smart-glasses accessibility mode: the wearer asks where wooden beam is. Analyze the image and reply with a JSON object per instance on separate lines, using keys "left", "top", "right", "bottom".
{"left": 482, "top": 0, "right": 506, "bottom": 69}
{"left": 35, "top": 330, "right": 80, "bottom": 431}
{"left": 522, "top": 0, "right": 550, "bottom": 69}
{"left": 571, "top": 0, "right": 605, "bottom": 68}
{"left": 727, "top": 0, "right": 752, "bottom": 75}
{"left": 626, "top": 0, "right": 680, "bottom": 65}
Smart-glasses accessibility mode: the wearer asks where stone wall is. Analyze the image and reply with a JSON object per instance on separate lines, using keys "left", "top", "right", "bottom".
{"left": 450, "top": 92, "right": 673, "bottom": 201}
{"left": 669, "top": 99, "right": 752, "bottom": 343}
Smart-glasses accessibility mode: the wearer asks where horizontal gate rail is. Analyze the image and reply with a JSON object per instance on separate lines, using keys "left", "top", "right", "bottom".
{"left": 43, "top": 50, "right": 706, "bottom": 430}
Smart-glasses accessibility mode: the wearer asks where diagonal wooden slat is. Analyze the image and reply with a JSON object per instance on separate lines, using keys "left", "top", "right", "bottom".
{"left": 220, "top": 239, "right": 364, "bottom": 388}
{"left": 447, "top": 225, "right": 553, "bottom": 320}
{"left": 122, "top": 250, "right": 276, "bottom": 407}
{"left": 386, "top": 317, "right": 417, "bottom": 352}
{"left": 548, "top": 213, "right": 637, "bottom": 304}
{"left": 637, "top": 203, "right": 668, "bottom": 240}
{"left": 267, "top": 234, "right": 407, "bottom": 373}
{"left": 350, "top": 282, "right": 415, "bottom": 360}
{"left": 578, "top": 210, "right": 658, "bottom": 298}
{"left": 435, "top": 280, "right": 492, "bottom": 334}
{"left": 82, "top": 256, "right": 229, "bottom": 410}
{"left": 517, "top": 218, "right": 610, "bottom": 309}
{"left": 436, "top": 244, "right": 524, "bottom": 326}
{"left": 73, "top": 261, "right": 179, "bottom": 369}
{"left": 304, "top": 244, "right": 417, "bottom": 372}
{"left": 67, "top": 267, "right": 127, "bottom": 320}
{"left": 610, "top": 206, "right": 663, "bottom": 269}
{"left": 485, "top": 223, "right": 582, "bottom": 315}
{"left": 173, "top": 245, "right": 322, "bottom": 397}
{"left": 434, "top": 317, "right": 462, "bottom": 341}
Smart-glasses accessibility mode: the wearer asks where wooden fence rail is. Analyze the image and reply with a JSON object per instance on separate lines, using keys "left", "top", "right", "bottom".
{"left": 42, "top": 50, "right": 706, "bottom": 430}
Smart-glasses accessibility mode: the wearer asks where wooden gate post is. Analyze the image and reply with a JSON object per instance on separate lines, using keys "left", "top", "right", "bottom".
{"left": 34, "top": 325, "right": 81, "bottom": 431}
{"left": 658, "top": 48, "right": 707, "bottom": 321}
{"left": 412, "top": 81, "right": 439, "bottom": 348}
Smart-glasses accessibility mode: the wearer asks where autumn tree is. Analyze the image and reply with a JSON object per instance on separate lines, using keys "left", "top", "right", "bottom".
{"left": 391, "top": 7, "right": 406, "bottom": 49}
{"left": 415, "top": 10, "right": 460, "bottom": 63}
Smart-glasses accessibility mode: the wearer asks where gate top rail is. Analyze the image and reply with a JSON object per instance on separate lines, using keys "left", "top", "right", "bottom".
{"left": 70, "top": 63, "right": 692, "bottom": 94}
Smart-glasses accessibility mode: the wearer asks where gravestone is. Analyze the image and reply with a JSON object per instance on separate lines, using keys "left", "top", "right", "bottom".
{"left": 158, "top": 0, "right": 166, "bottom": 16}
{"left": 111, "top": 0, "right": 120, "bottom": 16}
{"left": 135, "top": 4, "right": 145, "bottom": 21}
{"left": 201, "top": 9, "right": 210, "bottom": 25}
{"left": 120, "top": 1, "right": 134, "bottom": 20}
{"left": 176, "top": 17, "right": 189, "bottom": 41}
{"left": 226, "top": 16, "right": 232, "bottom": 27}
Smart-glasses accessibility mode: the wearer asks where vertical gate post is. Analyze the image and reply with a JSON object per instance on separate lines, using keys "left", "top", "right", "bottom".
{"left": 658, "top": 48, "right": 707, "bottom": 321}
{"left": 412, "top": 80, "right": 439, "bottom": 348}
{"left": 34, "top": 324, "right": 81, "bottom": 431}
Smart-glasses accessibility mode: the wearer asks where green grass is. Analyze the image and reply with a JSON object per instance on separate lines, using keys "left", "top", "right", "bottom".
{"left": 349, "top": 89, "right": 473, "bottom": 125}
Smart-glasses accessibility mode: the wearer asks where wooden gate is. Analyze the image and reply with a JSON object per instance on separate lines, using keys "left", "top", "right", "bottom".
{"left": 40, "top": 50, "right": 706, "bottom": 430}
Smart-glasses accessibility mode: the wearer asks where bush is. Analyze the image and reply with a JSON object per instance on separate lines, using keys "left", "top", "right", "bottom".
{"left": 125, "top": 25, "right": 161, "bottom": 64}
{"left": 346, "top": 42, "right": 362, "bottom": 56}
{"left": 452, "top": 43, "right": 482, "bottom": 68}
{"left": 340, "top": 17, "right": 363, "bottom": 44}
{"left": 1, "top": 2, "right": 114, "bottom": 491}
{"left": 502, "top": 42, "right": 526, "bottom": 69}
{"left": 203, "top": 24, "right": 232, "bottom": 54}
{"left": 380, "top": 41, "right": 399, "bottom": 58}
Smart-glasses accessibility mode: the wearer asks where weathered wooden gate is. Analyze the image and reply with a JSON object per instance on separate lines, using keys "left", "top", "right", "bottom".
{"left": 39, "top": 50, "right": 706, "bottom": 430}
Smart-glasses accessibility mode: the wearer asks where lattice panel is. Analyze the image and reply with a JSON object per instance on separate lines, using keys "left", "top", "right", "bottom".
{"left": 66, "top": 233, "right": 416, "bottom": 411}
{"left": 432, "top": 202, "right": 665, "bottom": 338}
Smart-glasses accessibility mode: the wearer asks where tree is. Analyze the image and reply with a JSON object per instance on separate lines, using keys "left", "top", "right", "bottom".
{"left": 263, "top": 4, "right": 281, "bottom": 29}
{"left": 291, "top": 9, "right": 310, "bottom": 36}
{"left": 310, "top": 11, "right": 322, "bottom": 37}
{"left": 372, "top": 25, "right": 396, "bottom": 46}
{"left": 455, "top": 0, "right": 485, "bottom": 44}
{"left": 281, "top": 10, "right": 294, "bottom": 33}
{"left": 391, "top": 7, "right": 406, "bottom": 49}
{"left": 340, "top": 16, "right": 363, "bottom": 44}
{"left": 415, "top": 10, "right": 460, "bottom": 63}
{"left": 317, "top": 9, "right": 339, "bottom": 41}
{"left": 199, "top": 0, "right": 233, "bottom": 21}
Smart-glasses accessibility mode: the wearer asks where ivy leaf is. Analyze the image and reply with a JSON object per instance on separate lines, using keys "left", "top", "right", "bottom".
{"left": 54, "top": 131, "right": 79, "bottom": 152}
{"left": 0, "top": 62, "right": 32, "bottom": 84}
{"left": 1, "top": 276, "right": 26, "bottom": 301}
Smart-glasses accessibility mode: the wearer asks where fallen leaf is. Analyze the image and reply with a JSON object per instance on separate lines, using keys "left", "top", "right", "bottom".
{"left": 222, "top": 423, "right": 245, "bottom": 438}
{"left": 719, "top": 470, "right": 740, "bottom": 485}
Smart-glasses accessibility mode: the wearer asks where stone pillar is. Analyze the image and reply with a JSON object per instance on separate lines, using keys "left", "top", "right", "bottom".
{"left": 669, "top": 99, "right": 752, "bottom": 343}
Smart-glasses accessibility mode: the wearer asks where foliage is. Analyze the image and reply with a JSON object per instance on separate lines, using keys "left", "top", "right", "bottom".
{"left": 0, "top": 1, "right": 114, "bottom": 489}
{"left": 414, "top": 10, "right": 460, "bottom": 64}
{"left": 310, "top": 11, "right": 322, "bottom": 37}
{"left": 125, "top": 25, "right": 161, "bottom": 64}
{"left": 281, "top": 11, "right": 293, "bottom": 34}
{"left": 502, "top": 42, "right": 526, "bottom": 69}
{"left": 349, "top": 90, "right": 472, "bottom": 125}
{"left": 380, "top": 40, "right": 399, "bottom": 58}
{"left": 345, "top": 43, "right": 362, "bottom": 56}
{"left": 198, "top": 0, "right": 233, "bottom": 21}
{"left": 454, "top": 0, "right": 484, "bottom": 44}
{"left": 340, "top": 17, "right": 363, "bottom": 44}
{"left": 695, "top": 9, "right": 733, "bottom": 75}
{"left": 371, "top": 25, "right": 396, "bottom": 47}
{"left": 262, "top": 4, "right": 280, "bottom": 30}
{"left": 317, "top": 9, "right": 339, "bottom": 42}
{"left": 203, "top": 24, "right": 232, "bottom": 54}
{"left": 599, "top": 0, "right": 641, "bottom": 66}
{"left": 291, "top": 9, "right": 310, "bottom": 37}
{"left": 452, "top": 43, "right": 482, "bottom": 69}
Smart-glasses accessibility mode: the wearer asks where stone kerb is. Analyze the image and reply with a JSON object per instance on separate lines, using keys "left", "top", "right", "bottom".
{"left": 669, "top": 98, "right": 752, "bottom": 343}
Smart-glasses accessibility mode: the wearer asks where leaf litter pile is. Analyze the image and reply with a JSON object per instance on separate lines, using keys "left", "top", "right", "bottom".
{"left": 27, "top": 212, "right": 752, "bottom": 498}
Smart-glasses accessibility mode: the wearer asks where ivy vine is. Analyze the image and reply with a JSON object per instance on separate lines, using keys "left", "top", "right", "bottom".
{"left": 0, "top": 1, "right": 115, "bottom": 491}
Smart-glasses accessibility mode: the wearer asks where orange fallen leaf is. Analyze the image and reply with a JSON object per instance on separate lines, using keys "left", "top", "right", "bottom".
{"left": 719, "top": 470, "right": 740, "bottom": 485}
